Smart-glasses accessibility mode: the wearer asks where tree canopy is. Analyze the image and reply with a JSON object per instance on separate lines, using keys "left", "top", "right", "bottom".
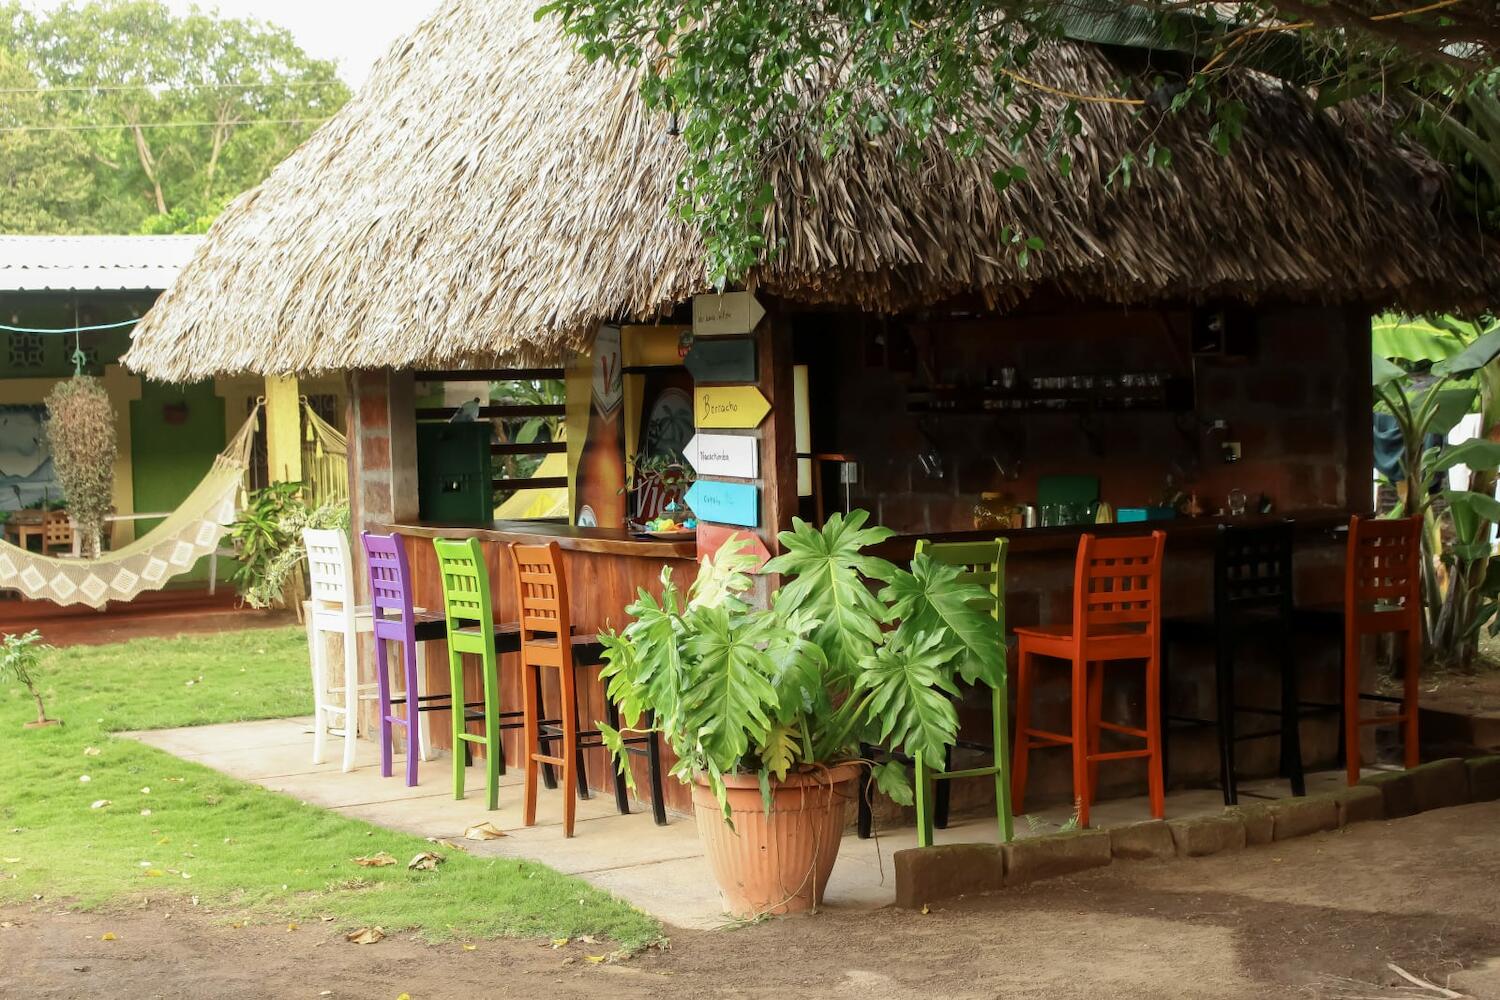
{"left": 0, "top": 0, "right": 350, "bottom": 234}
{"left": 537, "top": 0, "right": 1500, "bottom": 285}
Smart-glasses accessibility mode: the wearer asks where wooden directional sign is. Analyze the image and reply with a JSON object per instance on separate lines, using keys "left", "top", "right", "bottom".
{"left": 693, "top": 292, "right": 766, "bottom": 337}
{"left": 696, "top": 522, "right": 771, "bottom": 572}
{"left": 695, "top": 385, "right": 770, "bottom": 429}
{"left": 685, "top": 336, "right": 757, "bottom": 384}
{"left": 686, "top": 432, "right": 759, "bottom": 479}
{"left": 685, "top": 480, "right": 760, "bottom": 528}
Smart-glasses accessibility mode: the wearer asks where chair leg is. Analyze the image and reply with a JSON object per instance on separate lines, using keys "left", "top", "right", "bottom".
{"left": 534, "top": 667, "right": 557, "bottom": 791}
{"left": 1070, "top": 656, "right": 1090, "bottom": 829}
{"left": 991, "top": 678, "right": 1014, "bottom": 844}
{"left": 934, "top": 744, "right": 952, "bottom": 830}
{"left": 1279, "top": 623, "right": 1306, "bottom": 797}
{"left": 1344, "top": 620, "right": 1361, "bottom": 786}
{"left": 401, "top": 638, "right": 420, "bottom": 786}
{"left": 1011, "top": 646, "right": 1034, "bottom": 816}
{"left": 605, "top": 696, "right": 630, "bottom": 816}
{"left": 521, "top": 656, "right": 541, "bottom": 828}
{"left": 340, "top": 626, "right": 359, "bottom": 774}
{"left": 449, "top": 649, "right": 467, "bottom": 801}
{"left": 560, "top": 663, "right": 579, "bottom": 839}
{"left": 1403, "top": 624, "right": 1421, "bottom": 770}
{"left": 375, "top": 634, "right": 394, "bottom": 780}
{"left": 1145, "top": 649, "right": 1165, "bottom": 821}
{"left": 482, "top": 651, "right": 502, "bottom": 812}
{"left": 1085, "top": 660, "right": 1103, "bottom": 807}
{"left": 856, "top": 743, "right": 874, "bottom": 839}
{"left": 415, "top": 640, "right": 432, "bottom": 765}
{"left": 1215, "top": 636, "right": 1237, "bottom": 807}
{"left": 309, "top": 623, "right": 327, "bottom": 766}
{"left": 571, "top": 678, "right": 591, "bottom": 802}
{"left": 645, "top": 710, "right": 667, "bottom": 826}
{"left": 1158, "top": 632, "right": 1172, "bottom": 791}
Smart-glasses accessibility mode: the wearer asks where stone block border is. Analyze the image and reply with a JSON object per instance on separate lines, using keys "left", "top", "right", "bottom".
{"left": 893, "top": 756, "right": 1500, "bottom": 910}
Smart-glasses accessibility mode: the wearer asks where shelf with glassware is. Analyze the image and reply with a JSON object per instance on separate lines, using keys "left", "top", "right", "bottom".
{"left": 905, "top": 372, "right": 1194, "bottom": 415}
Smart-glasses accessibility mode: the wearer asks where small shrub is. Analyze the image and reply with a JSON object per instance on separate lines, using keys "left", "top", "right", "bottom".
{"left": 1, "top": 630, "right": 56, "bottom": 726}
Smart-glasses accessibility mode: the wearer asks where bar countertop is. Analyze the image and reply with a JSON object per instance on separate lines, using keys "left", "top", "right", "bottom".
{"left": 868, "top": 509, "right": 1355, "bottom": 562}
{"left": 376, "top": 520, "right": 699, "bottom": 559}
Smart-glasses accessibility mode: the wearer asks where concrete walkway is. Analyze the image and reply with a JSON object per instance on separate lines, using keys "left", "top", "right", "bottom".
{"left": 128, "top": 718, "right": 1355, "bottom": 929}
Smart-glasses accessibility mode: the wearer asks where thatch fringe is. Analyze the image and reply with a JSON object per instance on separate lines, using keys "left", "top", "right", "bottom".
{"left": 124, "top": 0, "right": 1497, "bottom": 381}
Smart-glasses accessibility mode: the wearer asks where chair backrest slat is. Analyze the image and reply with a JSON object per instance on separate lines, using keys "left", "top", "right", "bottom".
{"left": 510, "top": 542, "right": 572, "bottom": 664}
{"left": 433, "top": 536, "right": 494, "bottom": 633}
{"left": 303, "top": 528, "right": 356, "bottom": 623}
{"left": 1346, "top": 514, "right": 1422, "bottom": 612}
{"left": 1073, "top": 531, "right": 1165, "bottom": 631}
{"left": 1215, "top": 521, "right": 1295, "bottom": 619}
{"left": 914, "top": 537, "right": 1006, "bottom": 631}
{"left": 360, "top": 531, "right": 416, "bottom": 638}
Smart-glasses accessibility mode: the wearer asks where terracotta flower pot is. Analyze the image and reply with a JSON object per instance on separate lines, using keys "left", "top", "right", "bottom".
{"left": 692, "top": 762, "right": 860, "bottom": 918}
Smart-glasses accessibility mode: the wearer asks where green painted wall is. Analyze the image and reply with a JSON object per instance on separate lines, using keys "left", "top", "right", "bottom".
{"left": 129, "top": 380, "right": 225, "bottom": 583}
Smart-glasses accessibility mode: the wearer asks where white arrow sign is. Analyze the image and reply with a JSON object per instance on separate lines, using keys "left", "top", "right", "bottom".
{"left": 693, "top": 292, "right": 766, "bottom": 337}
{"left": 686, "top": 432, "right": 759, "bottom": 479}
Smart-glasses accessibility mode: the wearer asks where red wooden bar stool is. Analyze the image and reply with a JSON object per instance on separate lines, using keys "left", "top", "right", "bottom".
{"left": 1012, "top": 531, "right": 1166, "bottom": 829}
{"left": 1341, "top": 514, "right": 1423, "bottom": 784}
{"left": 511, "top": 541, "right": 667, "bottom": 837}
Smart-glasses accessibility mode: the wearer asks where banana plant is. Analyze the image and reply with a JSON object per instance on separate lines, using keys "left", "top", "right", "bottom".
{"left": 1375, "top": 320, "right": 1500, "bottom": 669}
{"left": 597, "top": 510, "right": 999, "bottom": 819}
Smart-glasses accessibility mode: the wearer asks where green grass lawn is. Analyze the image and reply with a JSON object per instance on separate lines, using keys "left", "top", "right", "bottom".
{"left": 0, "top": 626, "right": 661, "bottom": 950}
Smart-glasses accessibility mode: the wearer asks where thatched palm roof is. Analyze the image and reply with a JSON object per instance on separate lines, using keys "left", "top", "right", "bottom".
{"left": 124, "top": 0, "right": 1497, "bottom": 381}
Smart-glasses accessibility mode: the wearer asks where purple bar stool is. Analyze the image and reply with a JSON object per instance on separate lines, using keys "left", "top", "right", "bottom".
{"left": 361, "top": 531, "right": 440, "bottom": 786}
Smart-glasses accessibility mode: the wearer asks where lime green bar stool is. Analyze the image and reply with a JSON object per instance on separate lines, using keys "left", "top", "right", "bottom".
{"left": 433, "top": 537, "right": 525, "bottom": 810}
{"left": 914, "top": 537, "right": 1014, "bottom": 847}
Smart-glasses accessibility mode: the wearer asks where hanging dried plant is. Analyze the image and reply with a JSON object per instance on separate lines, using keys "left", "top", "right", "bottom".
{"left": 43, "top": 376, "right": 117, "bottom": 558}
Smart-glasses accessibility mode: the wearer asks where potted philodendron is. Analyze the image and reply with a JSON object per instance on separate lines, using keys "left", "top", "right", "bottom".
{"left": 2, "top": 630, "right": 58, "bottom": 729}
{"left": 599, "top": 510, "right": 1002, "bottom": 918}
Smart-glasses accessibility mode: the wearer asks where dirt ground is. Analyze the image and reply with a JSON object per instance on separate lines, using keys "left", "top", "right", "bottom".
{"left": 5, "top": 801, "right": 1499, "bottom": 1000}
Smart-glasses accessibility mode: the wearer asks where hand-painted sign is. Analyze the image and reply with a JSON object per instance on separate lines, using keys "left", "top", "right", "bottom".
{"left": 695, "top": 386, "right": 770, "bottom": 429}
{"left": 685, "top": 432, "right": 758, "bottom": 479}
{"left": 685, "top": 480, "right": 759, "bottom": 528}
{"left": 692, "top": 292, "right": 765, "bottom": 337}
{"left": 696, "top": 522, "right": 771, "bottom": 572}
{"left": 685, "top": 336, "right": 757, "bottom": 383}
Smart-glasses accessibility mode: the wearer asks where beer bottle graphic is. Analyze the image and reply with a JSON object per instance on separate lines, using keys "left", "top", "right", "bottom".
{"left": 574, "top": 326, "right": 626, "bottom": 528}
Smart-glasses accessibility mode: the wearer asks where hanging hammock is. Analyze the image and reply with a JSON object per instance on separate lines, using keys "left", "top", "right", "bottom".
{"left": 0, "top": 404, "right": 261, "bottom": 609}
{"left": 300, "top": 398, "right": 348, "bottom": 507}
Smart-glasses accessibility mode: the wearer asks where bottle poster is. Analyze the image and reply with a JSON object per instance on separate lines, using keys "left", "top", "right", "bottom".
{"left": 573, "top": 326, "right": 627, "bottom": 528}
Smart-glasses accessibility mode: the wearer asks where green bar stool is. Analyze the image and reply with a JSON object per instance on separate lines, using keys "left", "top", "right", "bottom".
{"left": 433, "top": 536, "right": 525, "bottom": 810}
{"left": 913, "top": 538, "right": 1014, "bottom": 847}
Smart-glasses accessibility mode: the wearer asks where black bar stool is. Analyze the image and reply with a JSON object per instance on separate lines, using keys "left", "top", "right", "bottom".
{"left": 1160, "top": 521, "right": 1306, "bottom": 805}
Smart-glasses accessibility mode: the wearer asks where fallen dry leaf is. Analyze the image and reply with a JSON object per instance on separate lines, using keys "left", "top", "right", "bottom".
{"left": 462, "top": 943, "right": 476, "bottom": 952}
{"left": 346, "top": 927, "right": 385, "bottom": 945}
{"left": 407, "top": 851, "right": 444, "bottom": 872}
{"left": 100, "top": 932, "right": 116, "bottom": 941}
{"left": 550, "top": 937, "right": 569, "bottom": 949}
{"left": 78, "top": 775, "right": 90, "bottom": 783}
{"left": 585, "top": 955, "right": 606, "bottom": 964}
{"left": 428, "top": 837, "right": 467, "bottom": 853}
{"left": 89, "top": 800, "right": 111, "bottom": 810}
{"left": 2, "top": 858, "right": 18, "bottom": 864}
{"left": 140, "top": 810, "right": 152, "bottom": 817}
{"left": 462, "top": 822, "right": 505, "bottom": 841}
{"left": 82, "top": 747, "right": 100, "bottom": 757}
{"left": 144, "top": 870, "right": 163, "bottom": 878}
{"left": 287, "top": 923, "right": 298, "bottom": 932}
{"left": 351, "top": 852, "right": 398, "bottom": 868}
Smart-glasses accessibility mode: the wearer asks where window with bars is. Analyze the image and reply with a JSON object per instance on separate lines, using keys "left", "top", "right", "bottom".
{"left": 413, "top": 369, "right": 568, "bottom": 518}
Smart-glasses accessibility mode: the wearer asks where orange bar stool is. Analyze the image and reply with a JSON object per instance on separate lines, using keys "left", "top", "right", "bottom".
{"left": 1012, "top": 531, "right": 1167, "bottom": 828}
{"left": 511, "top": 541, "right": 666, "bottom": 837}
{"left": 1342, "top": 514, "right": 1423, "bottom": 784}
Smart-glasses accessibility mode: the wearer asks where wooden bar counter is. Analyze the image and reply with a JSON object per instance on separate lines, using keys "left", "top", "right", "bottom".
{"left": 375, "top": 520, "right": 698, "bottom": 813}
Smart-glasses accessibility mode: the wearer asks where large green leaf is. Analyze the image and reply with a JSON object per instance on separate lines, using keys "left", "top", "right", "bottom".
{"left": 1434, "top": 326, "right": 1500, "bottom": 378}
{"left": 763, "top": 511, "right": 897, "bottom": 680}
{"left": 687, "top": 533, "right": 759, "bottom": 610}
{"left": 854, "top": 630, "right": 960, "bottom": 770}
{"left": 680, "top": 604, "right": 779, "bottom": 770}
{"left": 1372, "top": 315, "right": 1473, "bottom": 363}
{"left": 1433, "top": 438, "right": 1500, "bottom": 473}
{"left": 1372, "top": 354, "right": 1407, "bottom": 387}
{"left": 1419, "top": 386, "right": 1478, "bottom": 436}
{"left": 880, "top": 554, "right": 1004, "bottom": 687}
{"left": 1444, "top": 489, "right": 1500, "bottom": 540}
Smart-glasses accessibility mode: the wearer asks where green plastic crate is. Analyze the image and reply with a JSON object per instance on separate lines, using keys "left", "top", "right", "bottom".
{"left": 417, "top": 422, "right": 493, "bottom": 525}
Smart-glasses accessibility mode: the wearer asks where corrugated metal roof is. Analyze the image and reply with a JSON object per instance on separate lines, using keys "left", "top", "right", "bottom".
{"left": 0, "top": 235, "right": 206, "bottom": 292}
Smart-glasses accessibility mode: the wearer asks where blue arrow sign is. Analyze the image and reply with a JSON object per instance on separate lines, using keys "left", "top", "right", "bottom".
{"left": 685, "top": 480, "right": 760, "bottom": 528}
